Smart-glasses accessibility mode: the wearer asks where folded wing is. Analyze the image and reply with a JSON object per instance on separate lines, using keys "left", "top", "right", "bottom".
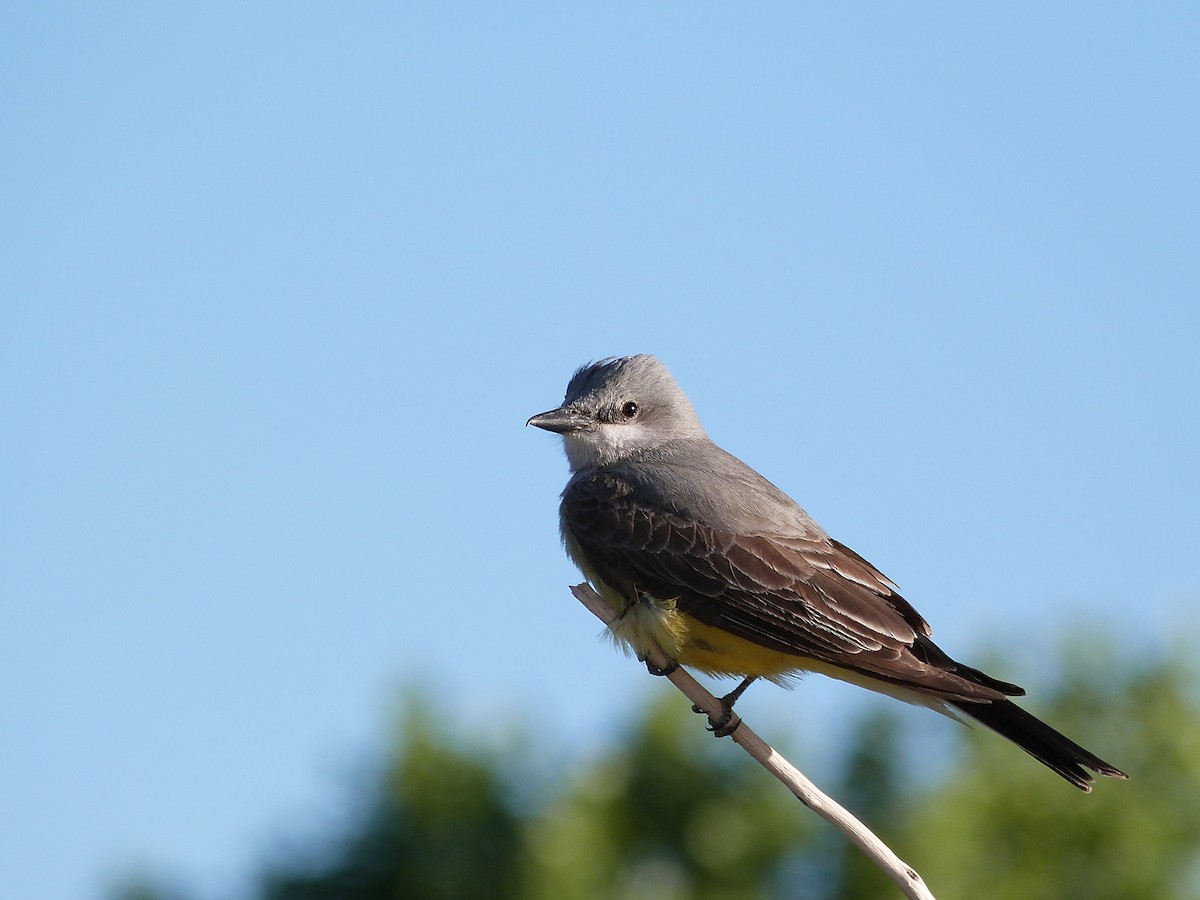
{"left": 563, "top": 470, "right": 1023, "bottom": 703}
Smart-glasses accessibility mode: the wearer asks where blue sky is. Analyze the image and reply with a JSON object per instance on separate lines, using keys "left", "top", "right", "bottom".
{"left": 3, "top": 4, "right": 1198, "bottom": 898}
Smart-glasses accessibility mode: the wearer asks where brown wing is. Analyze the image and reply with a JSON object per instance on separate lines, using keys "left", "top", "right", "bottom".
{"left": 563, "top": 470, "right": 1022, "bottom": 702}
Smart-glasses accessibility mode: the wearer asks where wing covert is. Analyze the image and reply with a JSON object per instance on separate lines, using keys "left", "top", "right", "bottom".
{"left": 563, "top": 471, "right": 924, "bottom": 660}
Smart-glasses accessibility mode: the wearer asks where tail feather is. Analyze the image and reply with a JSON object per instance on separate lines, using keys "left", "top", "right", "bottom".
{"left": 951, "top": 698, "right": 1129, "bottom": 792}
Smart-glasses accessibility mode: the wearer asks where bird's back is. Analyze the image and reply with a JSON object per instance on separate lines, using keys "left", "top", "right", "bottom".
{"left": 581, "top": 437, "right": 829, "bottom": 540}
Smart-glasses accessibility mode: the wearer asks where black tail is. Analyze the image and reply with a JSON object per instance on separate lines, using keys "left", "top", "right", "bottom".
{"left": 951, "top": 698, "right": 1129, "bottom": 792}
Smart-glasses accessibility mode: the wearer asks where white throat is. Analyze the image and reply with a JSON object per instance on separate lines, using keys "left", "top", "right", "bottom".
{"left": 563, "top": 423, "right": 653, "bottom": 472}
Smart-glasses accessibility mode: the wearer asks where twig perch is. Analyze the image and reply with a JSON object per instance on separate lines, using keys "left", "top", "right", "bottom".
{"left": 570, "top": 582, "right": 936, "bottom": 900}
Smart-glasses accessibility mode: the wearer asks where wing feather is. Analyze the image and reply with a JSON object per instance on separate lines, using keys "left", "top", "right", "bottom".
{"left": 563, "top": 469, "right": 1016, "bottom": 701}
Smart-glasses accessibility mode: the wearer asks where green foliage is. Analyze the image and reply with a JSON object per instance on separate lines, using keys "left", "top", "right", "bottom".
{"left": 825, "top": 709, "right": 912, "bottom": 900}
{"left": 253, "top": 691, "right": 807, "bottom": 900}
{"left": 103, "top": 875, "right": 191, "bottom": 900}
{"left": 908, "top": 640, "right": 1200, "bottom": 900}
{"left": 522, "top": 693, "right": 807, "bottom": 900}
{"left": 125, "top": 633, "right": 1200, "bottom": 900}
{"left": 259, "top": 698, "right": 524, "bottom": 900}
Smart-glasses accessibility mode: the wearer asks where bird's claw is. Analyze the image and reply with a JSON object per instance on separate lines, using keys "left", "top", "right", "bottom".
{"left": 692, "top": 701, "right": 742, "bottom": 738}
{"left": 690, "top": 676, "right": 756, "bottom": 738}
{"left": 644, "top": 659, "right": 679, "bottom": 677}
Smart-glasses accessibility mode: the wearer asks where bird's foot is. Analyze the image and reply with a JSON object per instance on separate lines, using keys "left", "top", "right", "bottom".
{"left": 635, "top": 648, "right": 678, "bottom": 677}
{"left": 643, "top": 658, "right": 678, "bottom": 677}
{"left": 691, "top": 676, "right": 757, "bottom": 738}
{"left": 693, "top": 701, "right": 742, "bottom": 737}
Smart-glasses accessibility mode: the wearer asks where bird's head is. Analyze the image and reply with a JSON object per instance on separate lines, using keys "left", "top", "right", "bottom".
{"left": 527, "top": 355, "right": 706, "bottom": 471}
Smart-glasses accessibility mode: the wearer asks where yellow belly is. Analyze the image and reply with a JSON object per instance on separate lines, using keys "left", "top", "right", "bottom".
{"left": 673, "top": 616, "right": 812, "bottom": 679}
{"left": 591, "top": 572, "right": 953, "bottom": 712}
{"left": 605, "top": 590, "right": 811, "bottom": 681}
{"left": 566, "top": 533, "right": 838, "bottom": 684}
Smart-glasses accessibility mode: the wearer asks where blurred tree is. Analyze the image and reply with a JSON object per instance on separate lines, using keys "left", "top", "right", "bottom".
{"left": 102, "top": 873, "right": 191, "bottom": 900}
{"left": 522, "top": 692, "right": 809, "bottom": 900}
{"left": 129, "top": 630, "right": 1197, "bottom": 900}
{"left": 821, "top": 708, "right": 912, "bottom": 900}
{"left": 259, "top": 697, "right": 525, "bottom": 900}
{"left": 256, "top": 690, "right": 811, "bottom": 900}
{"left": 907, "top": 638, "right": 1200, "bottom": 900}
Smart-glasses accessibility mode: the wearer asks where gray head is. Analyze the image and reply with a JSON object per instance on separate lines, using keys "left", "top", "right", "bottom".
{"left": 527, "top": 355, "right": 707, "bottom": 471}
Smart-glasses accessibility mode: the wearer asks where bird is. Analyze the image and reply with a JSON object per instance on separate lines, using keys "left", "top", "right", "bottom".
{"left": 527, "top": 354, "right": 1127, "bottom": 792}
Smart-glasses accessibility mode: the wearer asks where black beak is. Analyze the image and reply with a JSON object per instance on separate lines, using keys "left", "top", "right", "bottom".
{"left": 526, "top": 406, "right": 590, "bottom": 434}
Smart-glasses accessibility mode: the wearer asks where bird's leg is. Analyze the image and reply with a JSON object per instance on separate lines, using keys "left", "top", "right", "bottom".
{"left": 693, "top": 676, "right": 758, "bottom": 738}
{"left": 721, "top": 674, "right": 758, "bottom": 709}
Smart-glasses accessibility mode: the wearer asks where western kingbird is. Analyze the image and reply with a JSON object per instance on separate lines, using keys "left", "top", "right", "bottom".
{"left": 528, "top": 354, "right": 1127, "bottom": 791}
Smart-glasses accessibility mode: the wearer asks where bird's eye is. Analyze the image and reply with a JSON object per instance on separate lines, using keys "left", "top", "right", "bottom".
{"left": 622, "top": 401, "right": 639, "bottom": 418}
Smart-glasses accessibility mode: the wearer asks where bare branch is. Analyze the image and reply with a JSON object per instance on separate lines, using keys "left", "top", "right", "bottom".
{"left": 570, "top": 582, "right": 936, "bottom": 900}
